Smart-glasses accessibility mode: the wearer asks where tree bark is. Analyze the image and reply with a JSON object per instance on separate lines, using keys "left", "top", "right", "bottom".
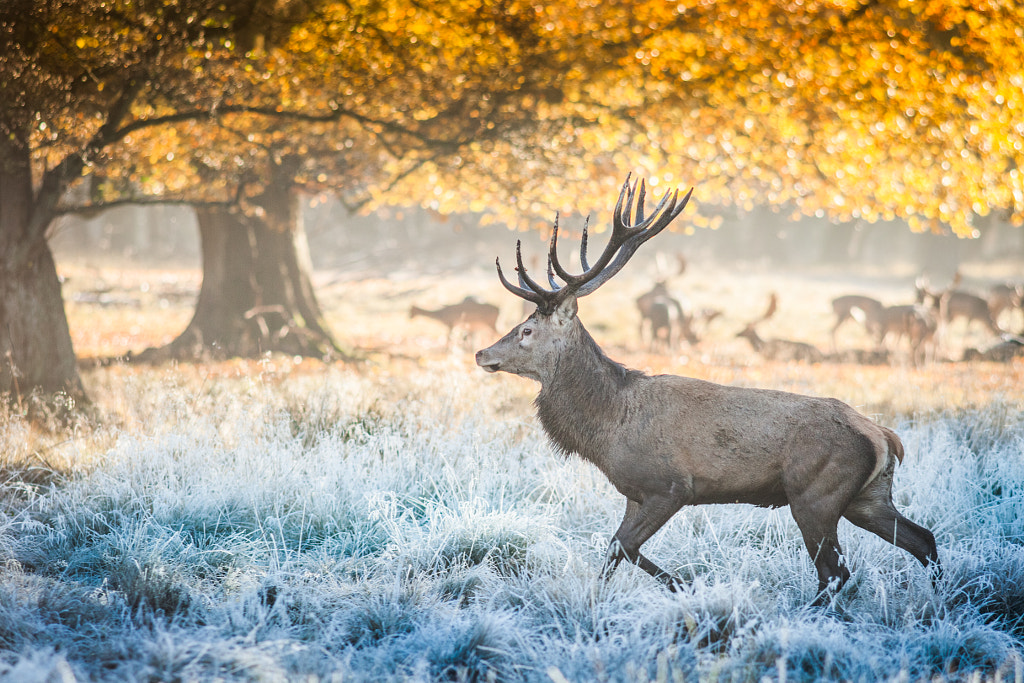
{"left": 0, "top": 132, "right": 87, "bottom": 410}
{"left": 135, "top": 201, "right": 344, "bottom": 363}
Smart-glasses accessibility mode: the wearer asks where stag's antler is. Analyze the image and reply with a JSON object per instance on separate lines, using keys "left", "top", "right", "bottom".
{"left": 496, "top": 175, "right": 693, "bottom": 314}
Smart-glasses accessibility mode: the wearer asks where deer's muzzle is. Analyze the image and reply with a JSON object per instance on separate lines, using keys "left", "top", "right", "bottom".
{"left": 475, "top": 350, "right": 500, "bottom": 373}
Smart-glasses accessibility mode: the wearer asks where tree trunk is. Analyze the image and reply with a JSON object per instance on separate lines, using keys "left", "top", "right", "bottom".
{"left": 0, "top": 132, "right": 87, "bottom": 410}
{"left": 136, "top": 203, "right": 344, "bottom": 362}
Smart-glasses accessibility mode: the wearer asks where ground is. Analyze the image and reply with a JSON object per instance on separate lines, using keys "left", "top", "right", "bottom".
{"left": 1, "top": 254, "right": 1018, "bottom": 682}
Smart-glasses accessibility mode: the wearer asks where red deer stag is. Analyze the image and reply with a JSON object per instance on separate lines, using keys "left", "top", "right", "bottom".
{"left": 475, "top": 176, "right": 938, "bottom": 605}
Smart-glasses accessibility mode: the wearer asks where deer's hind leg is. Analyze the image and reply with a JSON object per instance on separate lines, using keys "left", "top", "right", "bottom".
{"left": 844, "top": 472, "right": 940, "bottom": 575}
{"left": 845, "top": 504, "right": 939, "bottom": 572}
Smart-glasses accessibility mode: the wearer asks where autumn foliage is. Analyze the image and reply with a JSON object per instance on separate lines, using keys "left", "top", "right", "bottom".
{"left": 400, "top": 2, "right": 1022, "bottom": 237}
{"left": 11, "top": 0, "right": 1020, "bottom": 235}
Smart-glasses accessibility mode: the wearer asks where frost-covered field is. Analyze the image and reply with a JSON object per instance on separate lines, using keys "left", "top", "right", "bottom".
{"left": 2, "top": 358, "right": 1023, "bottom": 683}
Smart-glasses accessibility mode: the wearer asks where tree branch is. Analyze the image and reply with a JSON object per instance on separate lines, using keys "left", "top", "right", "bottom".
{"left": 109, "top": 101, "right": 466, "bottom": 152}
{"left": 53, "top": 194, "right": 241, "bottom": 218}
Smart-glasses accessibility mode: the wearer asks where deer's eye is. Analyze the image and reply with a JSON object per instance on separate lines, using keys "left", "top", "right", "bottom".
{"left": 521, "top": 328, "right": 532, "bottom": 338}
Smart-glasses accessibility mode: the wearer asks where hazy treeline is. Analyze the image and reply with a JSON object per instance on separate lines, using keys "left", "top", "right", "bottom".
{"left": 52, "top": 202, "right": 1024, "bottom": 278}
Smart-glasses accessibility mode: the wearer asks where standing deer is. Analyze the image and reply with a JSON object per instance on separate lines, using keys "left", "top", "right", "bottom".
{"left": 475, "top": 176, "right": 938, "bottom": 605}
{"left": 873, "top": 303, "right": 938, "bottom": 366}
{"left": 830, "top": 294, "right": 885, "bottom": 349}
{"left": 736, "top": 293, "right": 824, "bottom": 363}
{"left": 988, "top": 282, "right": 1023, "bottom": 333}
{"left": 636, "top": 281, "right": 698, "bottom": 351}
{"left": 918, "top": 273, "right": 1002, "bottom": 337}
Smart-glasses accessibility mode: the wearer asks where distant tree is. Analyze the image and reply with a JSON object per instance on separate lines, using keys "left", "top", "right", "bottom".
{"left": 0, "top": 0, "right": 300, "bottom": 407}
{"left": 2, "top": 0, "right": 668, "bottom": 400}
{"left": 79, "top": 0, "right": 664, "bottom": 363}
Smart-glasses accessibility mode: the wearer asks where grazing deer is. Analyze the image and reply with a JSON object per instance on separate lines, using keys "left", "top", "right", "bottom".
{"left": 410, "top": 297, "right": 500, "bottom": 349}
{"left": 475, "top": 176, "right": 939, "bottom": 605}
{"left": 736, "top": 293, "right": 824, "bottom": 363}
{"left": 830, "top": 294, "right": 885, "bottom": 348}
{"left": 409, "top": 296, "right": 500, "bottom": 335}
{"left": 940, "top": 290, "right": 1002, "bottom": 335}
{"left": 636, "top": 281, "right": 698, "bottom": 351}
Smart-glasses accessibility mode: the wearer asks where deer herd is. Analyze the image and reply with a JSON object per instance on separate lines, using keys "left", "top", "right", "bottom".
{"left": 411, "top": 227, "right": 1024, "bottom": 367}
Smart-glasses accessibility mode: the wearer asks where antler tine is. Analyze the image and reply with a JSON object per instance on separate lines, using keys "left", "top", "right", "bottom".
{"left": 514, "top": 237, "right": 552, "bottom": 298}
{"left": 547, "top": 214, "right": 572, "bottom": 285}
{"left": 547, "top": 258, "right": 561, "bottom": 290}
{"left": 547, "top": 214, "right": 564, "bottom": 291}
{"left": 578, "top": 216, "right": 590, "bottom": 272}
{"left": 517, "top": 266, "right": 529, "bottom": 289}
{"left": 550, "top": 177, "right": 636, "bottom": 287}
{"left": 495, "top": 247, "right": 546, "bottom": 308}
{"left": 514, "top": 243, "right": 529, "bottom": 290}
{"left": 645, "top": 185, "right": 693, "bottom": 236}
{"left": 620, "top": 178, "right": 675, "bottom": 235}
{"left": 573, "top": 185, "right": 693, "bottom": 298}
{"left": 612, "top": 174, "right": 639, "bottom": 238}
{"left": 634, "top": 178, "right": 647, "bottom": 224}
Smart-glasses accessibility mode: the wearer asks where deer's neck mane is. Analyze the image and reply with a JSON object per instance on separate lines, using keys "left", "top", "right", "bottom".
{"left": 534, "top": 320, "right": 643, "bottom": 463}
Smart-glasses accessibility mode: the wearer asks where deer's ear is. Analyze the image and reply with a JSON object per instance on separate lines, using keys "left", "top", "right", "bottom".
{"left": 552, "top": 295, "right": 578, "bottom": 327}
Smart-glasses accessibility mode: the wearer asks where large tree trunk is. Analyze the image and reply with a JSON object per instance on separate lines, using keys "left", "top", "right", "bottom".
{"left": 0, "top": 133, "right": 87, "bottom": 409}
{"left": 136, "top": 202, "right": 344, "bottom": 362}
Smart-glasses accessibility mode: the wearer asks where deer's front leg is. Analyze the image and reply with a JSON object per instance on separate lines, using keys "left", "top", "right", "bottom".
{"left": 602, "top": 495, "right": 687, "bottom": 592}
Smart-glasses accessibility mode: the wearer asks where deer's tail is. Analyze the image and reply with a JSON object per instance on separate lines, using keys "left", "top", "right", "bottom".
{"left": 882, "top": 426, "right": 905, "bottom": 464}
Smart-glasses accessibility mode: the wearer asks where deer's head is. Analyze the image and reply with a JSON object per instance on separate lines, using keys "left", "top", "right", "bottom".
{"left": 476, "top": 175, "right": 692, "bottom": 384}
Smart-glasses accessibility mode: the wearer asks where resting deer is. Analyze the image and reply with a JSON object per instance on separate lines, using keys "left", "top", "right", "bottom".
{"left": 736, "top": 293, "right": 824, "bottom": 363}
{"left": 475, "top": 176, "right": 939, "bottom": 605}
{"left": 963, "top": 334, "right": 1024, "bottom": 362}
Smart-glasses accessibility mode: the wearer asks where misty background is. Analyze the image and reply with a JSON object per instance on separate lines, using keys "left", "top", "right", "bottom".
{"left": 51, "top": 202, "right": 1024, "bottom": 285}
